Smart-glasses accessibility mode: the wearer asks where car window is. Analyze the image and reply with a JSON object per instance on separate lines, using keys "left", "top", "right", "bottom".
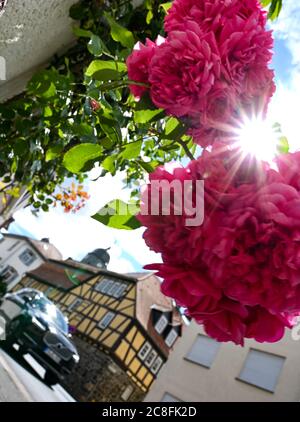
{"left": 31, "top": 297, "right": 68, "bottom": 334}
{"left": 18, "top": 290, "right": 38, "bottom": 301}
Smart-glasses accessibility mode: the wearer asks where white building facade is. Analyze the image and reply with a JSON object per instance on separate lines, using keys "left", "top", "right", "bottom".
{"left": 145, "top": 321, "right": 300, "bottom": 402}
{"left": 0, "top": 233, "right": 62, "bottom": 290}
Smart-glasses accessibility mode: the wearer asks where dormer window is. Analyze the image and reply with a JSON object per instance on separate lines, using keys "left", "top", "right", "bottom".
{"left": 154, "top": 314, "right": 168, "bottom": 334}
{"left": 165, "top": 328, "right": 178, "bottom": 347}
{"left": 95, "top": 278, "right": 127, "bottom": 298}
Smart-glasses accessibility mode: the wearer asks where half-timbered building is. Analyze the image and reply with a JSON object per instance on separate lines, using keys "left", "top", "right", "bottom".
{"left": 13, "top": 259, "right": 182, "bottom": 401}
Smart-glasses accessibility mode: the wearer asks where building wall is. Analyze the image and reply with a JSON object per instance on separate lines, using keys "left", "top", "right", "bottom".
{"left": 0, "top": 0, "right": 77, "bottom": 101}
{"left": 0, "top": 236, "right": 44, "bottom": 289}
{"left": 145, "top": 321, "right": 300, "bottom": 402}
{"left": 0, "top": 0, "right": 144, "bottom": 102}
{"left": 61, "top": 336, "right": 144, "bottom": 402}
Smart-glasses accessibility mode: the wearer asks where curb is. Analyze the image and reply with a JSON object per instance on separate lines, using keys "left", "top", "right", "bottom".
{"left": 0, "top": 351, "right": 33, "bottom": 402}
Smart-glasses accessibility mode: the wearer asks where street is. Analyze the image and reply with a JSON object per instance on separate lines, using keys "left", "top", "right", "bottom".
{"left": 0, "top": 345, "right": 75, "bottom": 402}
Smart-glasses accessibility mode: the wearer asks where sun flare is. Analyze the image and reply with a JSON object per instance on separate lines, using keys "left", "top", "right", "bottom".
{"left": 236, "top": 117, "right": 278, "bottom": 162}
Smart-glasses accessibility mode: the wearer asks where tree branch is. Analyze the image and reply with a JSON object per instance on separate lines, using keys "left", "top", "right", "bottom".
{"left": 176, "top": 139, "right": 195, "bottom": 160}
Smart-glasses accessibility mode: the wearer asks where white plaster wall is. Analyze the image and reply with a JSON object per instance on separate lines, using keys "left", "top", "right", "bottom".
{"left": 0, "top": 236, "right": 44, "bottom": 289}
{"left": 0, "top": 0, "right": 144, "bottom": 100}
{"left": 0, "top": 0, "right": 77, "bottom": 100}
{"left": 145, "top": 321, "right": 300, "bottom": 402}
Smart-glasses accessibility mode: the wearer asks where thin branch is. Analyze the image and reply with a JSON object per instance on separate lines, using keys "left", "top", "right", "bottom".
{"left": 176, "top": 139, "right": 195, "bottom": 160}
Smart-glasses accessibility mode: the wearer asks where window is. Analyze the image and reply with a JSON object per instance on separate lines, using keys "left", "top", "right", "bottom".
{"left": 19, "top": 248, "right": 37, "bottom": 266}
{"left": 101, "top": 279, "right": 114, "bottom": 294}
{"left": 0, "top": 266, "right": 18, "bottom": 284}
{"left": 68, "top": 298, "right": 82, "bottom": 312}
{"left": 165, "top": 329, "right": 178, "bottom": 347}
{"left": 185, "top": 335, "right": 220, "bottom": 368}
{"left": 238, "top": 349, "right": 285, "bottom": 392}
{"left": 95, "top": 278, "right": 127, "bottom": 298}
{"left": 107, "top": 282, "right": 121, "bottom": 297}
{"left": 95, "top": 278, "right": 110, "bottom": 293}
{"left": 98, "top": 312, "right": 115, "bottom": 329}
{"left": 161, "top": 393, "right": 182, "bottom": 402}
{"left": 155, "top": 315, "right": 168, "bottom": 334}
{"left": 121, "top": 385, "right": 134, "bottom": 401}
{"left": 145, "top": 350, "right": 157, "bottom": 368}
{"left": 113, "top": 283, "right": 127, "bottom": 298}
{"left": 151, "top": 357, "right": 163, "bottom": 375}
{"left": 138, "top": 342, "right": 151, "bottom": 360}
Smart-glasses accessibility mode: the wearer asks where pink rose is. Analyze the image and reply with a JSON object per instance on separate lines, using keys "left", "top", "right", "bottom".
{"left": 139, "top": 149, "right": 300, "bottom": 344}
{"left": 126, "top": 37, "right": 164, "bottom": 100}
{"left": 161, "top": 0, "right": 275, "bottom": 146}
{"left": 165, "top": 0, "right": 267, "bottom": 35}
{"left": 276, "top": 152, "right": 300, "bottom": 191}
{"left": 149, "top": 28, "right": 221, "bottom": 117}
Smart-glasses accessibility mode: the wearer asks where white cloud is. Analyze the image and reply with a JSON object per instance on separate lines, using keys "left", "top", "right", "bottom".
{"left": 268, "top": 75, "right": 300, "bottom": 152}
{"left": 271, "top": 0, "right": 300, "bottom": 67}
{"left": 266, "top": 1, "right": 300, "bottom": 152}
{"left": 12, "top": 170, "right": 161, "bottom": 273}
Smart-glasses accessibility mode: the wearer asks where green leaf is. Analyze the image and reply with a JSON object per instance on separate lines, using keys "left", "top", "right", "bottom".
{"left": 260, "top": 0, "right": 282, "bottom": 20}
{"left": 46, "top": 145, "right": 63, "bottom": 162}
{"left": 88, "top": 35, "right": 104, "bottom": 57}
{"left": 146, "top": 10, "right": 153, "bottom": 24}
{"left": 121, "top": 140, "right": 142, "bottom": 160}
{"left": 277, "top": 136, "right": 289, "bottom": 154}
{"left": 86, "top": 60, "right": 127, "bottom": 81}
{"left": 43, "top": 106, "right": 53, "bottom": 117}
{"left": 134, "top": 108, "right": 164, "bottom": 124}
{"left": 163, "top": 117, "right": 186, "bottom": 140}
{"left": 104, "top": 13, "right": 135, "bottom": 49}
{"left": 72, "top": 122, "right": 95, "bottom": 138}
{"left": 92, "top": 199, "right": 141, "bottom": 230}
{"left": 28, "top": 71, "right": 57, "bottom": 99}
{"left": 42, "top": 204, "right": 49, "bottom": 212}
{"left": 72, "top": 26, "right": 93, "bottom": 38}
{"left": 138, "top": 160, "right": 158, "bottom": 173}
{"left": 63, "top": 144, "right": 102, "bottom": 173}
{"left": 101, "top": 155, "right": 117, "bottom": 173}
{"left": 160, "top": 2, "right": 172, "bottom": 13}
{"left": 99, "top": 115, "right": 122, "bottom": 144}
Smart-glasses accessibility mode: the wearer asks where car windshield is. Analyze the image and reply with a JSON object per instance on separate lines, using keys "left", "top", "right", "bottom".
{"left": 31, "top": 297, "right": 68, "bottom": 334}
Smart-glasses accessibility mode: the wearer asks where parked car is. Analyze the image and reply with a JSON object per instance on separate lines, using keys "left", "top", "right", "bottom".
{"left": 0, "top": 288, "right": 79, "bottom": 386}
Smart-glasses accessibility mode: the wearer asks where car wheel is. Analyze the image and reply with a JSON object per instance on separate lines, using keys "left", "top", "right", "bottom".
{"left": 44, "top": 370, "right": 59, "bottom": 387}
{"left": 4, "top": 318, "right": 20, "bottom": 346}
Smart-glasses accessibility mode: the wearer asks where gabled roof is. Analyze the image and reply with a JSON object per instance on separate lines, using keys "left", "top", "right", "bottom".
{"left": 27, "top": 259, "right": 140, "bottom": 291}
{"left": 27, "top": 260, "right": 95, "bottom": 290}
{"left": 3, "top": 233, "right": 62, "bottom": 261}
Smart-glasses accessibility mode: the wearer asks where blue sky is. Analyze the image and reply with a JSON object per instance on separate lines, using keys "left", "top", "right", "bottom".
{"left": 8, "top": 0, "right": 300, "bottom": 273}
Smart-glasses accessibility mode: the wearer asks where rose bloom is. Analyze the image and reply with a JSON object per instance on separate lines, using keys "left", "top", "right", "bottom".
{"left": 126, "top": 36, "right": 164, "bottom": 100}
{"left": 162, "top": 0, "right": 275, "bottom": 145}
{"left": 164, "top": 0, "right": 266, "bottom": 34}
{"left": 149, "top": 26, "right": 221, "bottom": 117}
{"left": 139, "top": 149, "right": 300, "bottom": 345}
